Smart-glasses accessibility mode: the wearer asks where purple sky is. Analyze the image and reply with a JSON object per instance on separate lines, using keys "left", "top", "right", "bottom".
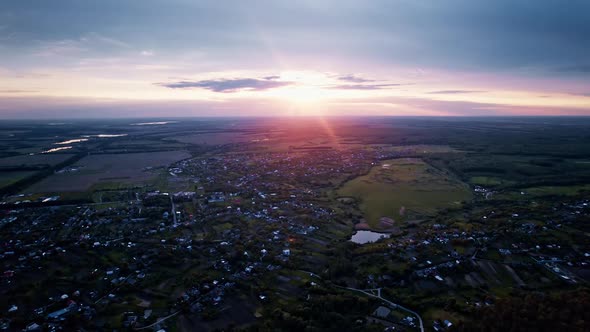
{"left": 0, "top": 0, "right": 589, "bottom": 118}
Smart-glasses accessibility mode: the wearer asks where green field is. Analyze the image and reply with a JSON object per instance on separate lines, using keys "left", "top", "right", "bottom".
{"left": 26, "top": 150, "right": 191, "bottom": 193}
{"left": 469, "top": 176, "right": 515, "bottom": 187}
{"left": 0, "top": 171, "right": 37, "bottom": 189}
{"left": 524, "top": 184, "right": 590, "bottom": 196}
{"left": 0, "top": 153, "right": 74, "bottom": 167}
{"left": 338, "top": 158, "right": 472, "bottom": 228}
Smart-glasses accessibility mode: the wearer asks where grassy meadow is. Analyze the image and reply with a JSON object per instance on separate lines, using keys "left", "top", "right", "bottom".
{"left": 338, "top": 158, "right": 472, "bottom": 228}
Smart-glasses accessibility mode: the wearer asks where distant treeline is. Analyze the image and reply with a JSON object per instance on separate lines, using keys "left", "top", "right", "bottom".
{"left": 518, "top": 177, "right": 590, "bottom": 188}
{"left": 488, "top": 151, "right": 590, "bottom": 159}
{"left": 458, "top": 167, "right": 507, "bottom": 174}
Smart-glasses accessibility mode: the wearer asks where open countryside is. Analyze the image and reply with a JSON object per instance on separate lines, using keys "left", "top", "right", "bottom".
{"left": 2, "top": 1, "right": 590, "bottom": 331}
{"left": 338, "top": 158, "right": 472, "bottom": 228}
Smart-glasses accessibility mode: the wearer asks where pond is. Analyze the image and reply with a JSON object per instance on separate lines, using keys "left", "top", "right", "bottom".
{"left": 41, "top": 146, "right": 72, "bottom": 154}
{"left": 350, "top": 230, "right": 389, "bottom": 244}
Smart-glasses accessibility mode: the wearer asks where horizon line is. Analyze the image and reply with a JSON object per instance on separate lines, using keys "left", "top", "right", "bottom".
{"left": 3, "top": 114, "right": 590, "bottom": 121}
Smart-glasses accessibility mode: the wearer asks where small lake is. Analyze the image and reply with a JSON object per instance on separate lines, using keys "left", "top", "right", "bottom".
{"left": 84, "top": 134, "right": 128, "bottom": 138}
{"left": 131, "top": 121, "right": 177, "bottom": 126}
{"left": 55, "top": 138, "right": 88, "bottom": 145}
{"left": 350, "top": 230, "right": 389, "bottom": 244}
{"left": 41, "top": 146, "right": 72, "bottom": 154}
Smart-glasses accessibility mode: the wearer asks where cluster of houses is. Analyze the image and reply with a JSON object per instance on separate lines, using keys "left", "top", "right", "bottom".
{"left": 1, "top": 138, "right": 588, "bottom": 331}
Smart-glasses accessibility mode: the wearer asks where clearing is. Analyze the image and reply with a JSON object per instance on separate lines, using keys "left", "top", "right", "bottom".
{"left": 338, "top": 158, "right": 472, "bottom": 228}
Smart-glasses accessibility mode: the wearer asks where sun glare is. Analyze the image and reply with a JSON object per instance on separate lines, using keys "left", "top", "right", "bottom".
{"left": 270, "top": 85, "right": 328, "bottom": 104}
{"left": 261, "top": 71, "right": 334, "bottom": 110}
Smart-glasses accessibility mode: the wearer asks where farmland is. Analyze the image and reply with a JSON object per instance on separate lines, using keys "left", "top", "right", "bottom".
{"left": 0, "top": 117, "right": 589, "bottom": 331}
{"left": 26, "top": 151, "right": 190, "bottom": 193}
{"left": 0, "top": 171, "right": 37, "bottom": 189}
{"left": 0, "top": 153, "right": 74, "bottom": 168}
{"left": 338, "top": 158, "right": 472, "bottom": 228}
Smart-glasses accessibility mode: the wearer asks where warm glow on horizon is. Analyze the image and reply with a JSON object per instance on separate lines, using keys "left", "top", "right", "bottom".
{"left": 0, "top": 1, "right": 589, "bottom": 118}
{"left": 2, "top": 66, "right": 589, "bottom": 118}
{"left": 265, "top": 71, "right": 332, "bottom": 106}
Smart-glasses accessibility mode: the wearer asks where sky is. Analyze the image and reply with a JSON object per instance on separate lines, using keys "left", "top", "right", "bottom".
{"left": 0, "top": 0, "right": 589, "bottom": 118}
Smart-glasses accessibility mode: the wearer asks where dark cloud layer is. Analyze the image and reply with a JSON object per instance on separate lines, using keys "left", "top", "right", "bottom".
{"left": 2, "top": 1, "right": 590, "bottom": 76}
{"left": 159, "top": 78, "right": 292, "bottom": 92}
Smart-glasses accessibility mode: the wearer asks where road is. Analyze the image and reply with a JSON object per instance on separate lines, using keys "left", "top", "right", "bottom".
{"left": 170, "top": 195, "right": 177, "bottom": 224}
{"left": 134, "top": 310, "right": 180, "bottom": 330}
{"left": 298, "top": 270, "right": 424, "bottom": 332}
{"left": 336, "top": 286, "right": 425, "bottom": 332}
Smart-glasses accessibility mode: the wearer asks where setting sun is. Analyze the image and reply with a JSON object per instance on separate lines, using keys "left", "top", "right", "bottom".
{"left": 2, "top": 1, "right": 590, "bottom": 331}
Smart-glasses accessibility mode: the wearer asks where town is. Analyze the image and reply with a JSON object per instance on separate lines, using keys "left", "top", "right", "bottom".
{"left": 1, "top": 117, "right": 589, "bottom": 331}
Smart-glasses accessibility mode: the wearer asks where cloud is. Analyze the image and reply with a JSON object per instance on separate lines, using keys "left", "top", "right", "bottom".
{"left": 2, "top": 94, "right": 589, "bottom": 119}
{"left": 0, "top": 96, "right": 288, "bottom": 118}
{"left": 3, "top": 1, "right": 590, "bottom": 76}
{"left": 330, "top": 83, "right": 403, "bottom": 90}
{"left": 158, "top": 78, "right": 293, "bottom": 92}
{"left": 34, "top": 39, "right": 87, "bottom": 57}
{"left": 33, "top": 33, "right": 130, "bottom": 57}
{"left": 331, "top": 95, "right": 590, "bottom": 117}
{"left": 0, "top": 89, "right": 38, "bottom": 93}
{"left": 85, "top": 32, "right": 130, "bottom": 49}
{"left": 338, "top": 74, "right": 374, "bottom": 83}
{"left": 555, "top": 64, "right": 590, "bottom": 74}
{"left": 427, "top": 90, "right": 483, "bottom": 94}
{"left": 140, "top": 50, "right": 154, "bottom": 56}
{"left": 331, "top": 74, "right": 409, "bottom": 90}
{"left": 568, "top": 92, "right": 590, "bottom": 97}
